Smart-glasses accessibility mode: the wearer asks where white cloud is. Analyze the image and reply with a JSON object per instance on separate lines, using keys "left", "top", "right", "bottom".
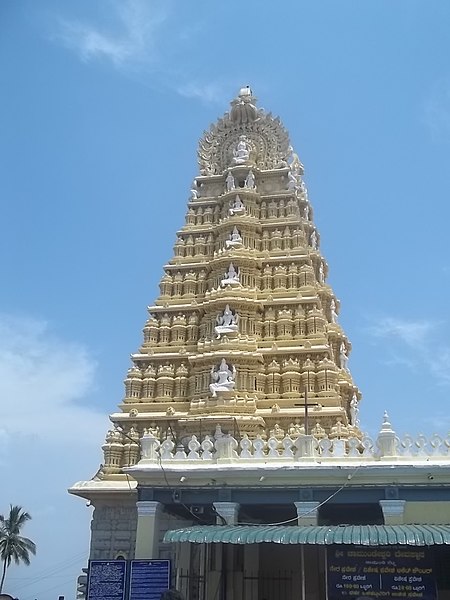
{"left": 368, "top": 316, "right": 435, "bottom": 346}
{"left": 367, "top": 315, "right": 450, "bottom": 386}
{"left": 176, "top": 80, "right": 233, "bottom": 105}
{"left": 54, "top": 0, "right": 168, "bottom": 69}
{"left": 49, "top": 0, "right": 233, "bottom": 106}
{"left": 0, "top": 313, "right": 109, "bottom": 600}
{"left": 0, "top": 313, "right": 106, "bottom": 444}
{"left": 424, "top": 78, "right": 450, "bottom": 139}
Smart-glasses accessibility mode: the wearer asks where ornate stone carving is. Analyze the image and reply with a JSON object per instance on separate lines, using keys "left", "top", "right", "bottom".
{"left": 215, "top": 305, "right": 239, "bottom": 338}
{"left": 233, "top": 135, "right": 252, "bottom": 165}
{"left": 221, "top": 262, "right": 240, "bottom": 287}
{"left": 229, "top": 195, "right": 245, "bottom": 215}
{"left": 350, "top": 393, "right": 360, "bottom": 427}
{"left": 210, "top": 359, "right": 236, "bottom": 397}
{"left": 198, "top": 88, "right": 291, "bottom": 175}
{"left": 225, "top": 227, "right": 243, "bottom": 249}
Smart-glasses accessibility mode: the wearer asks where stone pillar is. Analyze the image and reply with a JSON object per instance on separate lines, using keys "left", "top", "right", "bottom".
{"left": 295, "top": 501, "right": 320, "bottom": 525}
{"left": 213, "top": 502, "right": 240, "bottom": 525}
{"left": 379, "top": 500, "right": 406, "bottom": 525}
{"left": 135, "top": 501, "right": 163, "bottom": 558}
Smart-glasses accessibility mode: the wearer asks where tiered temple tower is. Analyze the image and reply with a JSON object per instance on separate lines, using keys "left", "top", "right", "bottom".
{"left": 103, "top": 86, "right": 361, "bottom": 477}
{"left": 72, "top": 89, "right": 450, "bottom": 600}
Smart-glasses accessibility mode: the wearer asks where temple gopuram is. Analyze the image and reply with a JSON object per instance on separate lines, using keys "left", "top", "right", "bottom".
{"left": 71, "top": 88, "right": 450, "bottom": 600}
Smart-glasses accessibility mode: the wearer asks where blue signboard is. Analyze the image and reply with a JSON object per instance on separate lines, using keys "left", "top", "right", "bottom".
{"left": 87, "top": 560, "right": 127, "bottom": 600}
{"left": 129, "top": 559, "right": 171, "bottom": 600}
{"left": 327, "top": 546, "right": 436, "bottom": 600}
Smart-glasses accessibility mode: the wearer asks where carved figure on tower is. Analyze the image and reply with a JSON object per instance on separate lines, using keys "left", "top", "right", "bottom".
{"left": 226, "top": 170, "right": 236, "bottom": 192}
{"left": 210, "top": 359, "right": 236, "bottom": 397}
{"left": 229, "top": 195, "right": 245, "bottom": 215}
{"left": 330, "top": 299, "right": 338, "bottom": 323}
{"left": 233, "top": 135, "right": 251, "bottom": 165}
{"left": 350, "top": 393, "right": 360, "bottom": 427}
{"left": 221, "top": 262, "right": 240, "bottom": 287}
{"left": 339, "top": 342, "right": 349, "bottom": 371}
{"left": 244, "top": 169, "right": 256, "bottom": 189}
{"left": 287, "top": 170, "right": 300, "bottom": 191}
{"left": 310, "top": 229, "right": 318, "bottom": 249}
{"left": 225, "top": 227, "right": 243, "bottom": 248}
{"left": 215, "top": 305, "right": 239, "bottom": 338}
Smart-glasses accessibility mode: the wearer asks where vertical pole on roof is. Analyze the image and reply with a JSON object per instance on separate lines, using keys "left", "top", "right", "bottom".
{"left": 301, "top": 545, "right": 306, "bottom": 600}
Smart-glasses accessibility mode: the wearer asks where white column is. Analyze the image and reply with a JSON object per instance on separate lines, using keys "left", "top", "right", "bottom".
{"left": 379, "top": 500, "right": 406, "bottom": 525}
{"left": 213, "top": 502, "right": 240, "bottom": 525}
{"left": 294, "top": 501, "right": 320, "bottom": 525}
{"left": 135, "top": 501, "right": 163, "bottom": 558}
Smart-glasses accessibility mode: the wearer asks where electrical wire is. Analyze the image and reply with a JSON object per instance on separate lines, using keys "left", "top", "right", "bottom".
{"left": 237, "top": 464, "right": 364, "bottom": 526}
{"left": 10, "top": 550, "right": 87, "bottom": 592}
{"left": 157, "top": 453, "right": 207, "bottom": 524}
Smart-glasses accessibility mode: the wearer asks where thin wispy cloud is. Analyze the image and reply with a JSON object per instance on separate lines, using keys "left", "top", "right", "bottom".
{"left": 48, "top": 0, "right": 230, "bottom": 106}
{"left": 0, "top": 313, "right": 106, "bottom": 445}
{"left": 368, "top": 316, "right": 435, "bottom": 346}
{"left": 0, "top": 313, "right": 108, "bottom": 599}
{"left": 367, "top": 315, "right": 450, "bottom": 386}
{"left": 54, "top": 0, "right": 168, "bottom": 69}
{"left": 424, "top": 78, "right": 450, "bottom": 140}
{"left": 176, "top": 80, "right": 235, "bottom": 106}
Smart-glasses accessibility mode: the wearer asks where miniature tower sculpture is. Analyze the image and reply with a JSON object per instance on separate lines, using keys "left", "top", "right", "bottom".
{"left": 103, "top": 87, "right": 361, "bottom": 474}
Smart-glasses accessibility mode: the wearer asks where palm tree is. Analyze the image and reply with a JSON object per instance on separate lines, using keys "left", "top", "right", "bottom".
{"left": 0, "top": 505, "right": 36, "bottom": 593}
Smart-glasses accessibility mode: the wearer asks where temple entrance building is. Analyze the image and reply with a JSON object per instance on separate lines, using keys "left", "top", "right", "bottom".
{"left": 71, "top": 88, "right": 450, "bottom": 600}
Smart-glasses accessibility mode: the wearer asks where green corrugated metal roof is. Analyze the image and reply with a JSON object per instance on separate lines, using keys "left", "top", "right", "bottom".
{"left": 163, "top": 525, "right": 450, "bottom": 546}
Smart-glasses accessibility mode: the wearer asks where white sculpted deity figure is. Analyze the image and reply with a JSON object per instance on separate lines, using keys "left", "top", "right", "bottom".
{"left": 330, "top": 298, "right": 338, "bottom": 323}
{"left": 318, "top": 262, "right": 325, "bottom": 284}
{"left": 233, "top": 135, "right": 251, "bottom": 165}
{"left": 339, "top": 342, "right": 349, "bottom": 371}
{"left": 215, "top": 304, "right": 239, "bottom": 338}
{"left": 210, "top": 358, "right": 236, "bottom": 397}
{"left": 225, "top": 170, "right": 236, "bottom": 192}
{"left": 310, "top": 230, "right": 318, "bottom": 250}
{"left": 350, "top": 393, "right": 360, "bottom": 427}
{"left": 221, "top": 262, "right": 240, "bottom": 287}
{"left": 244, "top": 169, "right": 256, "bottom": 189}
{"left": 190, "top": 187, "right": 199, "bottom": 200}
{"left": 229, "top": 195, "right": 245, "bottom": 215}
{"left": 225, "top": 226, "right": 243, "bottom": 248}
{"left": 304, "top": 204, "right": 310, "bottom": 220}
{"left": 287, "top": 170, "right": 300, "bottom": 191}
{"left": 290, "top": 153, "right": 304, "bottom": 177}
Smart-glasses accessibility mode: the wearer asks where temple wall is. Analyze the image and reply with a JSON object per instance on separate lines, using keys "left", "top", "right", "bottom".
{"left": 404, "top": 501, "right": 450, "bottom": 525}
{"left": 89, "top": 501, "right": 137, "bottom": 560}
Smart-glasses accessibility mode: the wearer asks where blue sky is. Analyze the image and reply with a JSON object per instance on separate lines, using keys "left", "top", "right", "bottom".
{"left": 1, "top": 0, "right": 450, "bottom": 598}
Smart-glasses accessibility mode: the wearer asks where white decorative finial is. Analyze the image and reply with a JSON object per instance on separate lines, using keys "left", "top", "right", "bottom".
{"left": 239, "top": 85, "right": 252, "bottom": 97}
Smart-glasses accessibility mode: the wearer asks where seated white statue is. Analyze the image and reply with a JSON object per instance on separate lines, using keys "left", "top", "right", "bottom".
{"left": 225, "top": 226, "right": 243, "bottom": 248}
{"left": 229, "top": 195, "right": 245, "bottom": 215}
{"left": 233, "top": 135, "right": 251, "bottom": 165}
{"left": 215, "top": 304, "right": 239, "bottom": 338}
{"left": 244, "top": 169, "right": 256, "bottom": 189}
{"left": 221, "top": 262, "right": 240, "bottom": 286}
{"left": 225, "top": 171, "right": 236, "bottom": 192}
{"left": 210, "top": 358, "right": 236, "bottom": 397}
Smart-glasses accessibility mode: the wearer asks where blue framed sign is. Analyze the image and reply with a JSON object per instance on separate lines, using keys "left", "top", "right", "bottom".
{"left": 87, "top": 560, "right": 127, "bottom": 600}
{"left": 129, "top": 559, "right": 171, "bottom": 600}
{"left": 327, "top": 546, "right": 436, "bottom": 600}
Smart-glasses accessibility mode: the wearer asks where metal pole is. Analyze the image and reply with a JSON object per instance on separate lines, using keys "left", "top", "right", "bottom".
{"left": 324, "top": 547, "right": 329, "bottom": 600}
{"left": 301, "top": 545, "right": 306, "bottom": 600}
